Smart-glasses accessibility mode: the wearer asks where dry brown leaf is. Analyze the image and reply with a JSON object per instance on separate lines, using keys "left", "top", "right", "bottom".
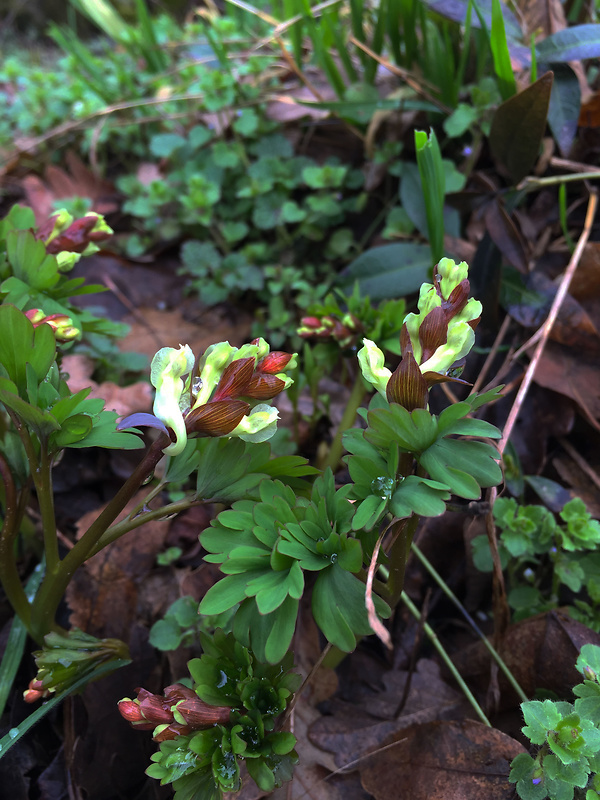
{"left": 534, "top": 343, "right": 600, "bottom": 423}
{"left": 67, "top": 491, "right": 170, "bottom": 638}
{"left": 21, "top": 151, "right": 118, "bottom": 224}
{"left": 359, "top": 720, "right": 524, "bottom": 800}
{"left": 452, "top": 611, "right": 600, "bottom": 707}
{"left": 120, "top": 307, "right": 252, "bottom": 361}
{"left": 308, "top": 660, "right": 468, "bottom": 770}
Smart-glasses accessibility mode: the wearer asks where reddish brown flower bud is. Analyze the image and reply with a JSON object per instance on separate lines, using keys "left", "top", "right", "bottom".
{"left": 212, "top": 357, "right": 255, "bottom": 401}
{"left": 299, "top": 316, "right": 323, "bottom": 330}
{"left": 245, "top": 373, "right": 286, "bottom": 400}
{"left": 186, "top": 398, "right": 249, "bottom": 437}
{"left": 45, "top": 217, "right": 111, "bottom": 254}
{"left": 172, "top": 697, "right": 232, "bottom": 728}
{"left": 137, "top": 689, "right": 174, "bottom": 725}
{"left": 24, "top": 688, "right": 46, "bottom": 703}
{"left": 418, "top": 306, "right": 448, "bottom": 364}
{"left": 117, "top": 699, "right": 145, "bottom": 723}
{"left": 153, "top": 722, "right": 194, "bottom": 742}
{"left": 164, "top": 684, "right": 197, "bottom": 703}
{"left": 386, "top": 352, "right": 428, "bottom": 411}
{"left": 258, "top": 351, "right": 294, "bottom": 374}
{"left": 443, "top": 280, "right": 470, "bottom": 319}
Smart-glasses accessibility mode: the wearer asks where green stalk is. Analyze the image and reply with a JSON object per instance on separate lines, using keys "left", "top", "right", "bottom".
{"left": 29, "top": 435, "right": 169, "bottom": 642}
{"left": 411, "top": 542, "right": 528, "bottom": 703}
{"left": 385, "top": 513, "right": 420, "bottom": 607}
{"left": 90, "top": 496, "right": 202, "bottom": 554}
{"left": 34, "top": 445, "right": 59, "bottom": 574}
{"left": 401, "top": 590, "right": 491, "bottom": 726}
{"left": 321, "top": 371, "right": 365, "bottom": 472}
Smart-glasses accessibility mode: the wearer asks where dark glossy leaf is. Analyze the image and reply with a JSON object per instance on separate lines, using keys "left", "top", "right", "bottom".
{"left": 536, "top": 24, "right": 600, "bottom": 63}
{"left": 338, "top": 242, "right": 432, "bottom": 301}
{"left": 546, "top": 63, "right": 581, "bottom": 157}
{"left": 489, "top": 72, "right": 554, "bottom": 184}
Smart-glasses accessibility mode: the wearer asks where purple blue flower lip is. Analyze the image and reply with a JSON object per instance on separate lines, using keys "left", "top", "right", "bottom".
{"left": 117, "top": 413, "right": 169, "bottom": 435}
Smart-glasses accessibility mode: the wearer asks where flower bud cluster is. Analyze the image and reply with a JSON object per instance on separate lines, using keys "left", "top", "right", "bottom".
{"left": 120, "top": 338, "right": 297, "bottom": 455}
{"left": 118, "top": 684, "right": 231, "bottom": 742}
{"left": 25, "top": 308, "right": 80, "bottom": 341}
{"left": 298, "top": 312, "right": 362, "bottom": 348}
{"left": 358, "top": 258, "right": 482, "bottom": 411}
{"left": 36, "top": 210, "right": 113, "bottom": 272}
{"left": 24, "top": 630, "right": 129, "bottom": 702}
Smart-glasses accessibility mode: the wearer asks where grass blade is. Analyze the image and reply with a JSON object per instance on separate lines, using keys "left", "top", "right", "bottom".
{"left": 0, "top": 565, "right": 45, "bottom": 719}
{"left": 0, "top": 658, "right": 131, "bottom": 760}
{"left": 490, "top": 0, "right": 517, "bottom": 100}
{"left": 415, "top": 128, "right": 446, "bottom": 266}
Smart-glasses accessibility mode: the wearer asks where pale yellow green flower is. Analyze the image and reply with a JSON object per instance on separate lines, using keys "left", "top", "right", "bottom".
{"left": 151, "top": 345, "right": 195, "bottom": 455}
{"left": 230, "top": 404, "right": 279, "bottom": 442}
{"left": 357, "top": 338, "right": 392, "bottom": 397}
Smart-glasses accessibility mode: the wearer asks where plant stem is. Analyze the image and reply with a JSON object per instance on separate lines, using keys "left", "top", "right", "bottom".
{"left": 321, "top": 371, "right": 365, "bottom": 472}
{"left": 386, "top": 514, "right": 420, "bottom": 607}
{"left": 0, "top": 453, "right": 32, "bottom": 631}
{"left": 401, "top": 590, "right": 491, "bottom": 727}
{"left": 35, "top": 445, "right": 59, "bottom": 574}
{"left": 90, "top": 496, "right": 202, "bottom": 554}
{"left": 29, "top": 435, "right": 169, "bottom": 642}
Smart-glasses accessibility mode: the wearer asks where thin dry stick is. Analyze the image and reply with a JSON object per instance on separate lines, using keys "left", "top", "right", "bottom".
{"left": 498, "top": 190, "right": 597, "bottom": 458}
{"left": 366, "top": 527, "right": 393, "bottom": 649}
{"left": 485, "top": 190, "right": 598, "bottom": 639}
{"left": 348, "top": 36, "right": 453, "bottom": 114}
{"left": 471, "top": 313, "right": 512, "bottom": 395}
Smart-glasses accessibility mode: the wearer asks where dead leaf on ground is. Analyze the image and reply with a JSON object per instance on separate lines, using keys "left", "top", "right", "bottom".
{"left": 452, "top": 611, "right": 600, "bottom": 708}
{"left": 62, "top": 353, "right": 153, "bottom": 417}
{"left": 309, "top": 660, "right": 468, "bottom": 770}
{"left": 508, "top": 271, "right": 600, "bottom": 350}
{"left": 21, "top": 150, "right": 118, "bottom": 224}
{"left": 67, "top": 491, "right": 170, "bottom": 638}
{"left": 120, "top": 306, "right": 252, "bottom": 361}
{"left": 534, "top": 342, "right": 600, "bottom": 424}
{"left": 359, "top": 720, "right": 524, "bottom": 800}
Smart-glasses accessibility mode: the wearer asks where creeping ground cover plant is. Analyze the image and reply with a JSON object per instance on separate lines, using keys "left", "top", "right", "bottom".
{"left": 0, "top": 243, "right": 504, "bottom": 796}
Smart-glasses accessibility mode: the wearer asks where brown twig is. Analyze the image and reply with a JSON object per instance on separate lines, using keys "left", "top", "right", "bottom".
{"left": 366, "top": 527, "right": 393, "bottom": 650}
{"left": 348, "top": 36, "right": 453, "bottom": 114}
{"left": 498, "top": 190, "right": 597, "bottom": 458}
{"left": 485, "top": 189, "right": 598, "bottom": 641}
{"left": 471, "top": 313, "right": 512, "bottom": 395}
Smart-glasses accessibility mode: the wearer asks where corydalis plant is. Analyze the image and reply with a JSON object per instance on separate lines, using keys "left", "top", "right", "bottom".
{"left": 359, "top": 257, "right": 481, "bottom": 410}
{"left": 120, "top": 339, "right": 296, "bottom": 455}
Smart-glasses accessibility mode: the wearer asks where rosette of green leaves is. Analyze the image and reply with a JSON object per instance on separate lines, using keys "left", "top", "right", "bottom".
{"left": 363, "top": 387, "right": 502, "bottom": 501}
{"left": 147, "top": 631, "right": 300, "bottom": 799}
{"left": 199, "top": 472, "right": 390, "bottom": 662}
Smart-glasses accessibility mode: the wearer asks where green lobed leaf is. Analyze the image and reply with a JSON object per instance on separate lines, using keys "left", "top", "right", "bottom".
{"left": 312, "top": 564, "right": 390, "bottom": 652}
